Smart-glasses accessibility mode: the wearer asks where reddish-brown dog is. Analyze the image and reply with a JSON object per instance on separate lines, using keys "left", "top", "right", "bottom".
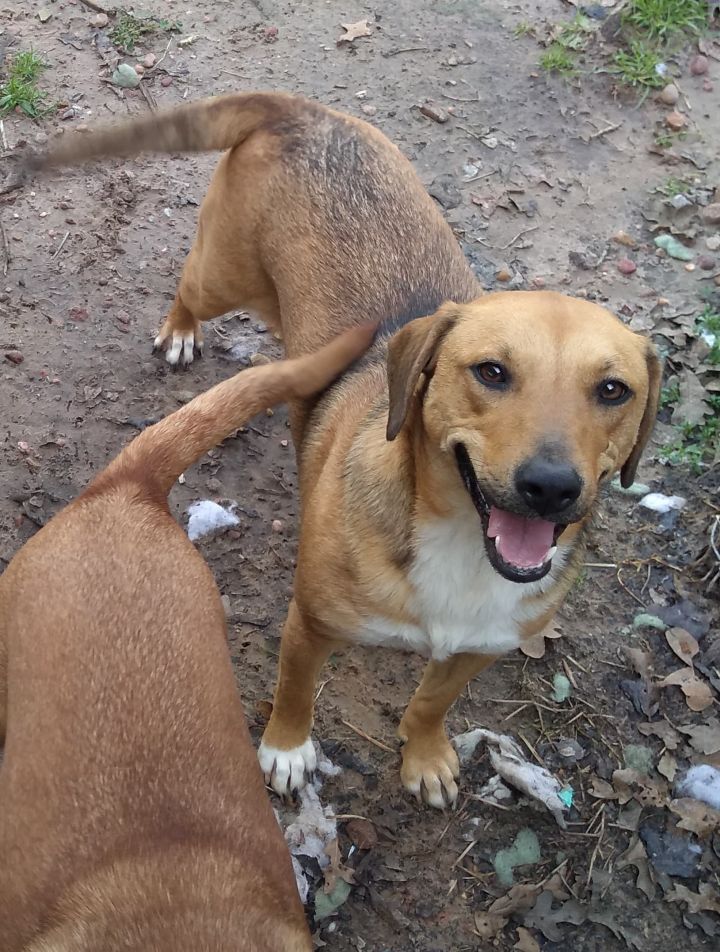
{"left": 20, "top": 92, "right": 661, "bottom": 810}
{"left": 0, "top": 326, "right": 373, "bottom": 952}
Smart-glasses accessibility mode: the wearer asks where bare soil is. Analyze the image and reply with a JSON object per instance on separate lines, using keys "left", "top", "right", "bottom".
{"left": 1, "top": 2, "right": 718, "bottom": 950}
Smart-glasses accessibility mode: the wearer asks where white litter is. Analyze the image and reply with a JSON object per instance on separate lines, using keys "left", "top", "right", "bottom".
{"left": 281, "top": 743, "right": 342, "bottom": 902}
{"left": 453, "top": 728, "right": 568, "bottom": 828}
{"left": 186, "top": 500, "right": 239, "bottom": 541}
{"left": 638, "top": 492, "right": 686, "bottom": 514}
{"left": 676, "top": 765, "right": 720, "bottom": 810}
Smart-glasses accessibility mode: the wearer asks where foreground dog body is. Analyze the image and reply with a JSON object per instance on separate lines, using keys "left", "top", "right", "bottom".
{"left": 22, "top": 92, "right": 661, "bottom": 808}
{"left": 0, "top": 328, "right": 372, "bottom": 952}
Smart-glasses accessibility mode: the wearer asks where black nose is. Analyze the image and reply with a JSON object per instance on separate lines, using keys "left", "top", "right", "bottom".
{"left": 515, "top": 458, "right": 582, "bottom": 517}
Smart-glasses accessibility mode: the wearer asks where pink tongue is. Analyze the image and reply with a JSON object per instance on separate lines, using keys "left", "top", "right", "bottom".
{"left": 487, "top": 506, "right": 555, "bottom": 569}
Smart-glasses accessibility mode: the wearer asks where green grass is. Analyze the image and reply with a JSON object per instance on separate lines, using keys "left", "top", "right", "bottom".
{"left": 611, "top": 39, "right": 666, "bottom": 88}
{"left": 539, "top": 44, "right": 577, "bottom": 75}
{"left": 657, "top": 176, "right": 692, "bottom": 197}
{"left": 110, "top": 11, "right": 182, "bottom": 54}
{"left": 514, "top": 20, "right": 534, "bottom": 37}
{"left": 0, "top": 49, "right": 52, "bottom": 117}
{"left": 660, "top": 381, "right": 681, "bottom": 409}
{"left": 698, "top": 305, "right": 720, "bottom": 365}
{"left": 622, "top": 0, "right": 706, "bottom": 43}
{"left": 557, "top": 13, "right": 595, "bottom": 50}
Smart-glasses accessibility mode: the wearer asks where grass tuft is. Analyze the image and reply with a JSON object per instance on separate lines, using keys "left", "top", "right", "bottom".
{"left": 0, "top": 50, "right": 52, "bottom": 118}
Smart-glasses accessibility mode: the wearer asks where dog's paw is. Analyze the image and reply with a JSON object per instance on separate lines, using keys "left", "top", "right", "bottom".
{"left": 258, "top": 738, "right": 317, "bottom": 797}
{"left": 400, "top": 734, "right": 460, "bottom": 809}
{"left": 153, "top": 324, "right": 204, "bottom": 368}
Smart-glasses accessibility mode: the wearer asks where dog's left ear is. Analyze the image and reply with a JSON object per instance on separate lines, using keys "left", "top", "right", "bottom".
{"left": 620, "top": 343, "right": 663, "bottom": 488}
{"left": 386, "top": 303, "right": 458, "bottom": 441}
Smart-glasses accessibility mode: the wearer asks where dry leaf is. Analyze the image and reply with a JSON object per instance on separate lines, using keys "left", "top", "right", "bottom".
{"left": 612, "top": 769, "right": 668, "bottom": 807}
{"left": 522, "top": 892, "right": 585, "bottom": 942}
{"left": 514, "top": 926, "right": 541, "bottom": 952}
{"left": 657, "top": 751, "right": 677, "bottom": 782}
{"left": 665, "top": 627, "right": 699, "bottom": 666}
{"left": 669, "top": 797, "right": 720, "bottom": 837}
{"left": 638, "top": 720, "right": 681, "bottom": 750}
{"left": 589, "top": 776, "right": 617, "bottom": 799}
{"left": 626, "top": 647, "right": 652, "bottom": 678}
{"left": 345, "top": 818, "right": 377, "bottom": 850}
{"left": 659, "top": 668, "right": 714, "bottom": 711}
{"left": 677, "top": 718, "right": 720, "bottom": 755}
{"left": 617, "top": 837, "right": 656, "bottom": 900}
{"left": 520, "top": 623, "right": 561, "bottom": 659}
{"left": 337, "top": 19, "right": 372, "bottom": 44}
{"left": 489, "top": 883, "right": 543, "bottom": 918}
{"left": 665, "top": 882, "right": 720, "bottom": 915}
{"left": 474, "top": 912, "right": 506, "bottom": 939}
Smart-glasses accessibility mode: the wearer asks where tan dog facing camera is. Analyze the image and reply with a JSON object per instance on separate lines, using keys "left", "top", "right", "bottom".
{"left": 19, "top": 91, "right": 661, "bottom": 809}
{"left": 0, "top": 327, "right": 373, "bottom": 952}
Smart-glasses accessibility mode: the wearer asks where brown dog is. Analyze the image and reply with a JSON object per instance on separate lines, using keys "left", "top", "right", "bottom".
{"left": 20, "top": 92, "right": 661, "bottom": 809}
{"left": 0, "top": 326, "right": 373, "bottom": 952}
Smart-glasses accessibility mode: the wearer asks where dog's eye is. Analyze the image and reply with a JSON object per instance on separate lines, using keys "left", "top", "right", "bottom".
{"left": 597, "top": 379, "right": 631, "bottom": 404}
{"left": 473, "top": 362, "right": 509, "bottom": 389}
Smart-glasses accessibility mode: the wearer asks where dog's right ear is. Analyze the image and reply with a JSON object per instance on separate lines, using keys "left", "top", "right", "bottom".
{"left": 386, "top": 303, "right": 458, "bottom": 441}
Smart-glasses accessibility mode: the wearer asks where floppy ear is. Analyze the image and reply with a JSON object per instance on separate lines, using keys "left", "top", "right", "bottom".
{"left": 620, "top": 343, "right": 663, "bottom": 488}
{"left": 386, "top": 303, "right": 458, "bottom": 441}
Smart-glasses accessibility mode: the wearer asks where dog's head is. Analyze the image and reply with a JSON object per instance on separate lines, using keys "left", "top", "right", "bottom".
{"left": 386, "top": 291, "right": 661, "bottom": 584}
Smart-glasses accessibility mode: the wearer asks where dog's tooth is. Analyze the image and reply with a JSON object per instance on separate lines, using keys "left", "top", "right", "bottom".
{"left": 547, "top": 546, "right": 557, "bottom": 559}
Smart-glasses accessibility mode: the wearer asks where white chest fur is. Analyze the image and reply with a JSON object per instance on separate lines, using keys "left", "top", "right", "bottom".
{"left": 357, "top": 516, "right": 566, "bottom": 661}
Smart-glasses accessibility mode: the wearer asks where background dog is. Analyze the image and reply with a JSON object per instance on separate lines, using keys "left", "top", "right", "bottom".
{"left": 19, "top": 92, "right": 661, "bottom": 809}
{"left": 0, "top": 326, "right": 372, "bottom": 952}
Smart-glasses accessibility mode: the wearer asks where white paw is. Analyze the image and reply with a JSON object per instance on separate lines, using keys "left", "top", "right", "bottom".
{"left": 154, "top": 329, "right": 203, "bottom": 367}
{"left": 258, "top": 738, "right": 317, "bottom": 796}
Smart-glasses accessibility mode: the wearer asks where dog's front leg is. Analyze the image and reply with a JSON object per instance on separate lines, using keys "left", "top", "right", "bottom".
{"left": 398, "top": 652, "right": 497, "bottom": 809}
{"left": 259, "top": 600, "right": 340, "bottom": 796}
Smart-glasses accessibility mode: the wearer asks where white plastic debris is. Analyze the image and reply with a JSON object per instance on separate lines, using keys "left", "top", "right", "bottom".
{"left": 638, "top": 492, "right": 686, "bottom": 514}
{"left": 677, "top": 765, "right": 720, "bottom": 810}
{"left": 453, "top": 728, "right": 568, "bottom": 828}
{"left": 186, "top": 500, "right": 239, "bottom": 541}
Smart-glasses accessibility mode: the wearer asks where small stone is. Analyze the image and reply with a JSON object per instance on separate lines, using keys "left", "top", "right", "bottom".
{"left": 702, "top": 203, "right": 720, "bottom": 224}
{"left": 206, "top": 478, "right": 221, "bottom": 493}
{"left": 685, "top": 263, "right": 696, "bottom": 272}
{"left": 175, "top": 390, "right": 195, "bottom": 404}
{"left": 4, "top": 350, "right": 24, "bottom": 365}
{"left": 263, "top": 25, "right": 279, "bottom": 42}
{"left": 617, "top": 257, "right": 637, "bottom": 275}
{"left": 90, "top": 12, "right": 109, "bottom": 28}
{"left": 265, "top": 408, "right": 274, "bottom": 417}
{"left": 160, "top": 76, "right": 173, "bottom": 87}
{"left": 361, "top": 104, "right": 377, "bottom": 116}
{"left": 37, "top": 6, "right": 52, "bottom": 22}
{"left": 249, "top": 353, "right": 271, "bottom": 366}
{"left": 703, "top": 79, "right": 714, "bottom": 92}
{"left": 220, "top": 594, "right": 232, "bottom": 617}
{"left": 613, "top": 229, "right": 637, "bottom": 248}
{"left": 280, "top": 439, "right": 289, "bottom": 448}
{"left": 665, "top": 111, "right": 686, "bottom": 132}
{"left": 496, "top": 268, "right": 512, "bottom": 282}
{"left": 689, "top": 54, "right": 709, "bottom": 76}
{"left": 715, "top": 275, "right": 720, "bottom": 287}
{"left": 698, "top": 256, "right": 715, "bottom": 271}
{"left": 134, "top": 64, "right": 145, "bottom": 76}
{"left": 143, "top": 53, "right": 156, "bottom": 68}
{"left": 532, "top": 276, "right": 545, "bottom": 288}
{"left": 420, "top": 102, "right": 448, "bottom": 124}
{"left": 705, "top": 234, "right": 720, "bottom": 251}
{"left": 272, "top": 519, "right": 284, "bottom": 533}
{"left": 112, "top": 64, "right": 141, "bottom": 89}
{"left": 659, "top": 83, "right": 679, "bottom": 106}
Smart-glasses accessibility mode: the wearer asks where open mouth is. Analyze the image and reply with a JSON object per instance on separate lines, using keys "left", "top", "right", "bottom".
{"left": 454, "top": 444, "right": 566, "bottom": 584}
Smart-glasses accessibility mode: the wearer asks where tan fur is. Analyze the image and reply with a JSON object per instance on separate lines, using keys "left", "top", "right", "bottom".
{"left": 0, "top": 326, "right": 373, "bottom": 951}
{"left": 22, "top": 92, "right": 661, "bottom": 808}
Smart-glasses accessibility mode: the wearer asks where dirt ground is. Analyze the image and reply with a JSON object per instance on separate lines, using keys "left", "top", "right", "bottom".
{"left": 1, "top": 1, "right": 719, "bottom": 950}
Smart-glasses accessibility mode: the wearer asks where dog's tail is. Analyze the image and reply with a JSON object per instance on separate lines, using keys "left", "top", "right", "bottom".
{"left": 18, "top": 91, "right": 312, "bottom": 178}
{"left": 89, "top": 324, "right": 374, "bottom": 500}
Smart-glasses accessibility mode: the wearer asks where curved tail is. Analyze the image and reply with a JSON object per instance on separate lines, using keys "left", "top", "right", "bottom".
{"left": 20, "top": 91, "right": 315, "bottom": 177}
{"left": 86, "top": 324, "right": 375, "bottom": 501}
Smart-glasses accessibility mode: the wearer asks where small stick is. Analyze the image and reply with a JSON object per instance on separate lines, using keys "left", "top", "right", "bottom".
{"left": 456, "top": 123, "right": 483, "bottom": 140}
{"left": 51, "top": 231, "right": 70, "bottom": 260}
{"left": 384, "top": 46, "right": 430, "bottom": 57}
{"left": 220, "top": 68, "right": 245, "bottom": 79}
{"left": 139, "top": 81, "right": 157, "bottom": 112}
{"left": 453, "top": 839, "right": 477, "bottom": 867}
{"left": 0, "top": 219, "right": 10, "bottom": 276}
{"left": 587, "top": 120, "right": 622, "bottom": 140}
{"left": 500, "top": 225, "right": 539, "bottom": 250}
{"left": 442, "top": 92, "right": 480, "bottom": 102}
{"left": 79, "top": 0, "right": 110, "bottom": 13}
{"left": 146, "top": 38, "right": 173, "bottom": 73}
{"left": 0, "top": 120, "right": 7, "bottom": 152}
{"left": 341, "top": 719, "right": 394, "bottom": 753}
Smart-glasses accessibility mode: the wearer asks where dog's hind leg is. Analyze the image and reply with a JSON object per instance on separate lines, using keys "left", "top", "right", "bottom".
{"left": 0, "top": 582, "right": 8, "bottom": 746}
{"left": 398, "top": 652, "right": 497, "bottom": 809}
{"left": 258, "top": 600, "right": 340, "bottom": 796}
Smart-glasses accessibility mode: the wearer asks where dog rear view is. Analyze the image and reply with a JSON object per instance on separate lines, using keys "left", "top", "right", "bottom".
{"left": 0, "top": 326, "right": 373, "bottom": 952}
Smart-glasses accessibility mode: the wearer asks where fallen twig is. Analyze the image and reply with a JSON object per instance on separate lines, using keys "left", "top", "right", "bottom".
{"left": 341, "top": 719, "right": 394, "bottom": 753}
{"left": 51, "top": 231, "right": 70, "bottom": 260}
{"left": 0, "top": 219, "right": 10, "bottom": 275}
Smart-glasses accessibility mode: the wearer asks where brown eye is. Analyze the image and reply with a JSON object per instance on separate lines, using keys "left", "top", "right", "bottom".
{"left": 473, "top": 362, "right": 509, "bottom": 389}
{"left": 597, "top": 379, "right": 631, "bottom": 404}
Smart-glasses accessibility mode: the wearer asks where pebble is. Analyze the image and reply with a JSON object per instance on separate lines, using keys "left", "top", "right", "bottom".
{"left": 705, "top": 234, "right": 720, "bottom": 251}
{"left": 703, "top": 79, "right": 714, "bottom": 92}
{"left": 702, "top": 203, "right": 720, "bottom": 224}
{"left": 249, "top": 353, "right": 271, "bottom": 366}
{"left": 617, "top": 257, "right": 637, "bottom": 275}
{"left": 698, "top": 255, "right": 715, "bottom": 271}
{"left": 272, "top": 519, "right": 284, "bottom": 533}
{"left": 361, "top": 104, "right": 377, "bottom": 116}
{"left": 134, "top": 64, "right": 145, "bottom": 76}
{"left": 112, "top": 64, "right": 141, "bottom": 89}
{"left": 90, "top": 13, "right": 109, "bottom": 28}
{"left": 420, "top": 103, "right": 448, "bottom": 124}
{"left": 4, "top": 350, "right": 24, "bottom": 365}
{"left": 659, "top": 83, "right": 679, "bottom": 106}
{"left": 496, "top": 268, "right": 512, "bottom": 282}
{"left": 665, "top": 111, "right": 686, "bottom": 132}
{"left": 532, "top": 276, "right": 545, "bottom": 288}
{"left": 143, "top": 53, "right": 156, "bottom": 68}
{"left": 280, "top": 439, "right": 289, "bottom": 448}
{"left": 689, "top": 54, "right": 709, "bottom": 76}
{"left": 685, "top": 263, "right": 696, "bottom": 272}
{"left": 160, "top": 76, "right": 173, "bottom": 87}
